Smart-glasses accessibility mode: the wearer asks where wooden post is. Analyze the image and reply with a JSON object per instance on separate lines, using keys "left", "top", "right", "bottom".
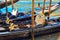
{"left": 42, "top": 0, "right": 46, "bottom": 14}
{"left": 10, "top": 0, "right": 14, "bottom": 10}
{"left": 48, "top": 0, "right": 52, "bottom": 20}
{"left": 5, "top": 0, "right": 8, "bottom": 16}
{"left": 31, "top": 0, "right": 35, "bottom": 40}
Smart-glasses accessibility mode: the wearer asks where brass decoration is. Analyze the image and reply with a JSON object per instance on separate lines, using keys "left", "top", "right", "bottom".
{"left": 6, "top": 17, "right": 12, "bottom": 24}
{"left": 9, "top": 23, "right": 19, "bottom": 31}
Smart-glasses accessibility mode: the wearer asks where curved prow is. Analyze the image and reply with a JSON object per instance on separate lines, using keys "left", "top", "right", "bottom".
{"left": 50, "top": 2, "right": 60, "bottom": 12}
{"left": 44, "top": 2, "right": 60, "bottom": 16}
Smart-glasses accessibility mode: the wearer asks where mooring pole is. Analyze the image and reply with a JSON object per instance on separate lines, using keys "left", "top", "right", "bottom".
{"left": 48, "top": 0, "right": 52, "bottom": 20}
{"left": 31, "top": 0, "right": 35, "bottom": 40}
{"left": 10, "top": 0, "right": 14, "bottom": 10}
{"left": 5, "top": 0, "right": 8, "bottom": 16}
{"left": 42, "top": 0, "right": 46, "bottom": 14}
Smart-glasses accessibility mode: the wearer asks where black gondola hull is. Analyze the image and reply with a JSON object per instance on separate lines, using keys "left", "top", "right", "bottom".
{"left": 0, "top": 0, "right": 19, "bottom": 8}
{"left": 0, "top": 21, "right": 60, "bottom": 39}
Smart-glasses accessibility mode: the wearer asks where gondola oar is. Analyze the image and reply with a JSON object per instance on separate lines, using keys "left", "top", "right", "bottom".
{"left": 31, "top": 0, "right": 35, "bottom": 40}
{"left": 48, "top": 0, "right": 52, "bottom": 20}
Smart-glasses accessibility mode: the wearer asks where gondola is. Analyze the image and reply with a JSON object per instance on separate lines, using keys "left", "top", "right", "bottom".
{"left": 0, "top": 7, "right": 60, "bottom": 40}
{"left": 0, "top": 2, "right": 60, "bottom": 22}
{"left": 0, "top": 0, "right": 19, "bottom": 9}
{"left": 0, "top": 17, "right": 60, "bottom": 40}
{"left": 0, "top": 0, "right": 60, "bottom": 39}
